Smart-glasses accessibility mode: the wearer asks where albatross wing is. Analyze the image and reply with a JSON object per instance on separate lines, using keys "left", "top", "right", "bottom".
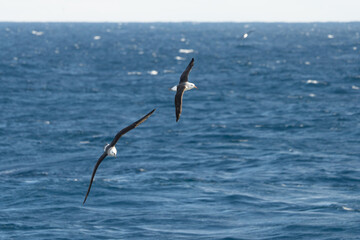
{"left": 109, "top": 109, "right": 156, "bottom": 147}
{"left": 83, "top": 152, "right": 108, "bottom": 204}
{"left": 179, "top": 58, "right": 194, "bottom": 83}
{"left": 175, "top": 85, "right": 186, "bottom": 122}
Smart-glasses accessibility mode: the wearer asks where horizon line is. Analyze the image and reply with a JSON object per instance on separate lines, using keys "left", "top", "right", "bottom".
{"left": 1, "top": 20, "right": 360, "bottom": 24}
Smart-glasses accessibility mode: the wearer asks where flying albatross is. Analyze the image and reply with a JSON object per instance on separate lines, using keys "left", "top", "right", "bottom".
{"left": 170, "top": 58, "right": 197, "bottom": 122}
{"left": 242, "top": 30, "right": 254, "bottom": 39}
{"left": 83, "top": 109, "right": 156, "bottom": 204}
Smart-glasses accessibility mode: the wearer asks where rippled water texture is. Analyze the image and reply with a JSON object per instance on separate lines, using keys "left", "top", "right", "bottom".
{"left": 1, "top": 23, "right": 360, "bottom": 239}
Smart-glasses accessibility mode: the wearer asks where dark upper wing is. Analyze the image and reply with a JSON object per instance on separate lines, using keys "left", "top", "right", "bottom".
{"left": 175, "top": 85, "right": 186, "bottom": 122}
{"left": 109, "top": 109, "right": 156, "bottom": 147}
{"left": 179, "top": 58, "right": 194, "bottom": 84}
{"left": 83, "top": 152, "right": 108, "bottom": 204}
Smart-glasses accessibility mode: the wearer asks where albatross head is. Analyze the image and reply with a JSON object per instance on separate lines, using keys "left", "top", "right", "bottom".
{"left": 186, "top": 82, "right": 198, "bottom": 90}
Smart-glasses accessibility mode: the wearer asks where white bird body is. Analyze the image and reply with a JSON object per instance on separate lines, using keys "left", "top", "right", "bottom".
{"left": 170, "top": 82, "right": 197, "bottom": 92}
{"left": 104, "top": 144, "right": 117, "bottom": 157}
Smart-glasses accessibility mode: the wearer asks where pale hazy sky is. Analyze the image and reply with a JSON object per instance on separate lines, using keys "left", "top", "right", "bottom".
{"left": 0, "top": 0, "right": 359, "bottom": 22}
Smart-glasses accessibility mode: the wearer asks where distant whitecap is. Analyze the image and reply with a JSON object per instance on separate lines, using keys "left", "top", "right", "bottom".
{"left": 92, "top": 134, "right": 103, "bottom": 138}
{"left": 25, "top": 180, "right": 38, "bottom": 184}
{"left": 175, "top": 56, "right": 185, "bottom": 61}
{"left": 352, "top": 85, "right": 359, "bottom": 90}
{"left": 180, "top": 37, "right": 186, "bottom": 42}
{"left": 148, "top": 70, "right": 158, "bottom": 75}
{"left": 0, "top": 169, "right": 16, "bottom": 175}
{"left": 342, "top": 206, "right": 353, "bottom": 211}
{"left": 309, "top": 93, "right": 316, "bottom": 97}
{"left": 179, "top": 49, "right": 194, "bottom": 54}
{"left": 94, "top": 36, "right": 101, "bottom": 40}
{"left": 32, "top": 30, "right": 43, "bottom": 36}
{"left": 353, "top": 47, "right": 357, "bottom": 51}
{"left": 164, "top": 69, "right": 174, "bottom": 73}
{"left": 327, "top": 34, "right": 334, "bottom": 39}
{"left": 44, "top": 121, "right": 50, "bottom": 125}
{"left": 103, "top": 176, "right": 129, "bottom": 183}
{"left": 80, "top": 141, "right": 90, "bottom": 144}
{"left": 127, "top": 71, "right": 142, "bottom": 75}
{"left": 305, "top": 61, "right": 311, "bottom": 65}
{"left": 306, "top": 80, "right": 319, "bottom": 84}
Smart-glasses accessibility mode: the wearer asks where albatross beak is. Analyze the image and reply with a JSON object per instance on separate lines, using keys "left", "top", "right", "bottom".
{"left": 194, "top": 86, "right": 198, "bottom": 89}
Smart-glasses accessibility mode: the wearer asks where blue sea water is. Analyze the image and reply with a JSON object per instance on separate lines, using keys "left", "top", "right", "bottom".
{"left": 0, "top": 22, "right": 360, "bottom": 239}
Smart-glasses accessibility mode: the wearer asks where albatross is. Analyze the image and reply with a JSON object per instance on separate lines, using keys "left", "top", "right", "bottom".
{"left": 83, "top": 109, "right": 156, "bottom": 204}
{"left": 170, "top": 58, "right": 197, "bottom": 122}
{"left": 242, "top": 30, "right": 254, "bottom": 39}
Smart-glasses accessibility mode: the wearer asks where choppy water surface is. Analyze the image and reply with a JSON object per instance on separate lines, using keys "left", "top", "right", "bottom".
{"left": 0, "top": 22, "right": 360, "bottom": 239}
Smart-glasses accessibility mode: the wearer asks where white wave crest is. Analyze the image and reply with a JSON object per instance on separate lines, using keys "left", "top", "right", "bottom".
{"left": 127, "top": 71, "right": 142, "bottom": 76}
{"left": 148, "top": 70, "right": 158, "bottom": 75}
{"left": 306, "top": 80, "right": 319, "bottom": 84}
{"left": 32, "top": 30, "right": 43, "bottom": 36}
{"left": 179, "top": 49, "right": 194, "bottom": 54}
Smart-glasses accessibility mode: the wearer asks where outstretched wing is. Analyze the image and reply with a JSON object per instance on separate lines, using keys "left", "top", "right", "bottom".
{"left": 83, "top": 152, "right": 108, "bottom": 204}
{"left": 109, "top": 109, "right": 156, "bottom": 147}
{"left": 179, "top": 58, "right": 194, "bottom": 84}
{"left": 175, "top": 85, "right": 186, "bottom": 122}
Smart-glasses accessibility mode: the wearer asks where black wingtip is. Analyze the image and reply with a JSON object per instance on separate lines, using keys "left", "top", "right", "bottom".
{"left": 83, "top": 196, "right": 88, "bottom": 205}
{"left": 141, "top": 109, "right": 156, "bottom": 123}
{"left": 147, "top": 109, "right": 156, "bottom": 118}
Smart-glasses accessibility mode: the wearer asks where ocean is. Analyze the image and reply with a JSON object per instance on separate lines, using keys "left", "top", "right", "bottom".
{"left": 0, "top": 22, "right": 359, "bottom": 239}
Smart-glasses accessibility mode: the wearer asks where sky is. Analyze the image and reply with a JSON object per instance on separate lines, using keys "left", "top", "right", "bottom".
{"left": 0, "top": 0, "right": 359, "bottom": 22}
